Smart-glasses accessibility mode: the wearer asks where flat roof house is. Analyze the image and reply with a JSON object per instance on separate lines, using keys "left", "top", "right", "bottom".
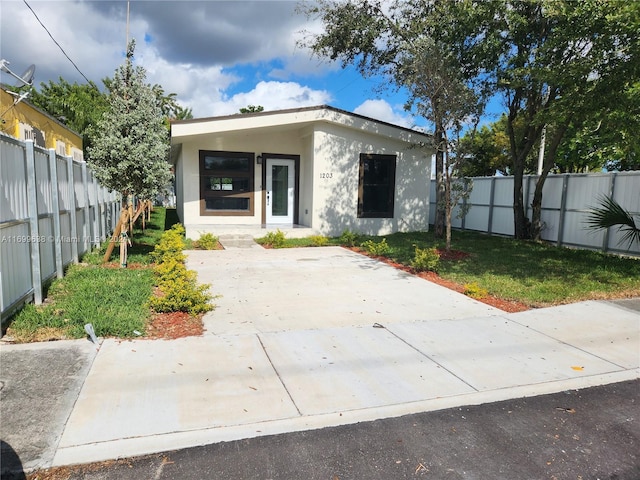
{"left": 170, "top": 105, "right": 433, "bottom": 239}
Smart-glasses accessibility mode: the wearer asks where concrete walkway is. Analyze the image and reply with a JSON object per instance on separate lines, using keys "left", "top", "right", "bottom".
{"left": 1, "top": 246, "right": 638, "bottom": 473}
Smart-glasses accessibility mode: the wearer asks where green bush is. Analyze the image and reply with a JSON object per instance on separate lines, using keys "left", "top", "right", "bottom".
{"left": 195, "top": 232, "right": 218, "bottom": 250}
{"left": 410, "top": 246, "right": 440, "bottom": 272}
{"left": 148, "top": 276, "right": 213, "bottom": 315}
{"left": 261, "top": 229, "right": 287, "bottom": 248}
{"left": 149, "top": 226, "right": 213, "bottom": 315}
{"left": 151, "top": 224, "right": 186, "bottom": 263}
{"left": 339, "top": 229, "right": 360, "bottom": 247}
{"left": 361, "top": 238, "right": 391, "bottom": 256}
{"left": 463, "top": 282, "right": 489, "bottom": 299}
{"left": 309, "top": 234, "right": 329, "bottom": 246}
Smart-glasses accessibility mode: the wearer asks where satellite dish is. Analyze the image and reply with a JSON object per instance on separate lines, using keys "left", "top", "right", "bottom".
{"left": 0, "top": 59, "right": 36, "bottom": 87}
{"left": 17, "top": 64, "right": 36, "bottom": 87}
{"left": 0, "top": 59, "right": 36, "bottom": 119}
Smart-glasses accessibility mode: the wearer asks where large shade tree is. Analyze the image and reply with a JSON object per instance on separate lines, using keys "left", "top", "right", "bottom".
{"left": 299, "top": 0, "right": 488, "bottom": 243}
{"left": 300, "top": 0, "right": 640, "bottom": 241}
{"left": 484, "top": 0, "right": 640, "bottom": 239}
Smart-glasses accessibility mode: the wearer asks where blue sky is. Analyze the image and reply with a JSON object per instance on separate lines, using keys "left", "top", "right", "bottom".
{"left": 0, "top": 1, "right": 502, "bottom": 130}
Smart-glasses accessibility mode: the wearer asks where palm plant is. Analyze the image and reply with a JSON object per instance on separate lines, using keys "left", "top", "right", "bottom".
{"left": 585, "top": 195, "right": 640, "bottom": 249}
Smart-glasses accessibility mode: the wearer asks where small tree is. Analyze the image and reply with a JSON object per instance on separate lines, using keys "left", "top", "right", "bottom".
{"left": 239, "top": 105, "right": 264, "bottom": 114}
{"left": 88, "top": 40, "right": 172, "bottom": 264}
{"left": 299, "top": 0, "right": 482, "bottom": 250}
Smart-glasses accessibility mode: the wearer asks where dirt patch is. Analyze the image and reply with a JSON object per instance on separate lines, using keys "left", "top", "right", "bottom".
{"left": 145, "top": 312, "right": 204, "bottom": 340}
{"left": 349, "top": 247, "right": 530, "bottom": 313}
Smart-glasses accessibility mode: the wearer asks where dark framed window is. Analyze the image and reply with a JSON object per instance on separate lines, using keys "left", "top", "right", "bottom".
{"left": 358, "top": 153, "right": 396, "bottom": 218}
{"left": 200, "top": 150, "right": 254, "bottom": 216}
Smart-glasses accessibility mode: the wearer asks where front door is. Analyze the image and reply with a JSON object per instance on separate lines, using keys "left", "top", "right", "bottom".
{"left": 265, "top": 158, "right": 295, "bottom": 224}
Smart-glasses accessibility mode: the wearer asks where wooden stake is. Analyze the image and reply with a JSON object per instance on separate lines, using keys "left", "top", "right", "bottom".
{"left": 103, "top": 207, "right": 128, "bottom": 263}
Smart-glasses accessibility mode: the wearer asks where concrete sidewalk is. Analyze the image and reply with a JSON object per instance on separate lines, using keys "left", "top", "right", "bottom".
{"left": 1, "top": 246, "right": 638, "bottom": 473}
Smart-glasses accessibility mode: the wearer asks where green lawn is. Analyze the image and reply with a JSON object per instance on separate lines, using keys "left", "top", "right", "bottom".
{"left": 6, "top": 207, "right": 171, "bottom": 342}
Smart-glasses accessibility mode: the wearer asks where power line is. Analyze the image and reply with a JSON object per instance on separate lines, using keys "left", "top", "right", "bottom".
{"left": 22, "top": 0, "right": 91, "bottom": 83}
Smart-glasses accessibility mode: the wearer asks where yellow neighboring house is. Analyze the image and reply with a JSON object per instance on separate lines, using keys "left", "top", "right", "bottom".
{"left": 0, "top": 85, "right": 84, "bottom": 161}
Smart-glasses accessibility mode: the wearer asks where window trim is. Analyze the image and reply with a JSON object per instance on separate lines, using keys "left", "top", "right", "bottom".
{"left": 357, "top": 153, "right": 397, "bottom": 218}
{"left": 199, "top": 150, "right": 255, "bottom": 216}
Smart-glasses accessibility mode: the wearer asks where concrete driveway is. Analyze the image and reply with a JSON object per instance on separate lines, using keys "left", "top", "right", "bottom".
{"left": 2, "top": 245, "right": 638, "bottom": 471}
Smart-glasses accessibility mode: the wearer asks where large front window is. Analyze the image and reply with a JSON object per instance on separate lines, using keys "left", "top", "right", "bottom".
{"left": 358, "top": 153, "right": 396, "bottom": 218}
{"left": 200, "top": 150, "right": 254, "bottom": 215}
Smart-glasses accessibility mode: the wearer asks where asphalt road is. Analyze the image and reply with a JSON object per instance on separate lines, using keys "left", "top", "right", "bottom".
{"left": 11, "top": 379, "right": 639, "bottom": 480}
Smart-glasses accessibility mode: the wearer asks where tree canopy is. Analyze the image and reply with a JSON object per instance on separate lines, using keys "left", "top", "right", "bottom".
{"left": 28, "top": 73, "right": 192, "bottom": 159}
{"left": 299, "top": 0, "right": 488, "bottom": 243}
{"left": 87, "top": 40, "right": 171, "bottom": 201}
{"left": 239, "top": 105, "right": 264, "bottom": 113}
{"left": 300, "top": 0, "right": 640, "bottom": 240}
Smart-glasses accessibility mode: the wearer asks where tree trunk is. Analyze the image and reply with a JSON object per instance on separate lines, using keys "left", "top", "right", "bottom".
{"left": 434, "top": 122, "right": 446, "bottom": 238}
{"left": 512, "top": 162, "right": 530, "bottom": 239}
{"left": 445, "top": 172, "right": 452, "bottom": 252}
{"left": 531, "top": 123, "right": 569, "bottom": 240}
{"left": 506, "top": 107, "right": 542, "bottom": 240}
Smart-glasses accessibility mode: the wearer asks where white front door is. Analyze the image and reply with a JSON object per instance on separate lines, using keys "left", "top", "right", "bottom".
{"left": 266, "top": 158, "right": 295, "bottom": 224}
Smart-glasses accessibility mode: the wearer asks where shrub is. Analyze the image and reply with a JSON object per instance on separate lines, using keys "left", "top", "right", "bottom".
{"left": 261, "top": 229, "right": 286, "bottom": 248}
{"left": 148, "top": 277, "right": 213, "bottom": 315}
{"left": 195, "top": 232, "right": 219, "bottom": 250}
{"left": 410, "top": 246, "right": 440, "bottom": 272}
{"left": 309, "top": 234, "right": 329, "bottom": 246}
{"left": 361, "top": 238, "right": 391, "bottom": 256}
{"left": 149, "top": 226, "right": 213, "bottom": 315}
{"left": 339, "top": 229, "right": 359, "bottom": 247}
{"left": 151, "top": 224, "right": 186, "bottom": 263}
{"left": 463, "top": 282, "right": 489, "bottom": 299}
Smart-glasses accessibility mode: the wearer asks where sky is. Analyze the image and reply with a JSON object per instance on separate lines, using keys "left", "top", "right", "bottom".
{"left": 0, "top": 0, "right": 434, "bottom": 129}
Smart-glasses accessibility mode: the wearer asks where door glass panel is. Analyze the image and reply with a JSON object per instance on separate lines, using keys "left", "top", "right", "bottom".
{"left": 272, "top": 165, "right": 288, "bottom": 216}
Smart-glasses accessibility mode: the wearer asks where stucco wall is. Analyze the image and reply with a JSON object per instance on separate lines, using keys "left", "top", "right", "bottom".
{"left": 172, "top": 107, "right": 433, "bottom": 239}
{"left": 0, "top": 89, "right": 83, "bottom": 157}
{"left": 311, "top": 123, "right": 431, "bottom": 236}
{"left": 177, "top": 127, "right": 312, "bottom": 236}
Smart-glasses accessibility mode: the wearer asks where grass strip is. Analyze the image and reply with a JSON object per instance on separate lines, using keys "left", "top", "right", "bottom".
{"left": 6, "top": 207, "right": 171, "bottom": 342}
{"left": 7, "top": 265, "right": 154, "bottom": 342}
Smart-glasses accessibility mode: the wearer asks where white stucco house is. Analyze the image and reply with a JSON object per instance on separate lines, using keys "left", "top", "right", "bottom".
{"left": 170, "top": 105, "right": 433, "bottom": 239}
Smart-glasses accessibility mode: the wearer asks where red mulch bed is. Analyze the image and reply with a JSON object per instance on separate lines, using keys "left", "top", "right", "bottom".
{"left": 146, "top": 312, "right": 205, "bottom": 340}
{"left": 349, "top": 247, "right": 530, "bottom": 313}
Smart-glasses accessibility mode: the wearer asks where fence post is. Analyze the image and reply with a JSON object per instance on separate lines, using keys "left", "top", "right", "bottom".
{"left": 524, "top": 175, "right": 532, "bottom": 221}
{"left": 48, "top": 148, "right": 63, "bottom": 279}
{"left": 556, "top": 174, "right": 569, "bottom": 247}
{"left": 92, "top": 174, "right": 101, "bottom": 248}
{"left": 81, "top": 162, "right": 91, "bottom": 253}
{"left": 487, "top": 177, "right": 496, "bottom": 234}
{"left": 24, "top": 140, "right": 43, "bottom": 304}
{"left": 602, "top": 172, "right": 618, "bottom": 252}
{"left": 67, "top": 155, "right": 79, "bottom": 263}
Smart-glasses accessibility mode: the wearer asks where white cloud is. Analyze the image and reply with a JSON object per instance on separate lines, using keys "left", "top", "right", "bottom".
{"left": 0, "top": 1, "right": 421, "bottom": 125}
{"left": 136, "top": 46, "right": 238, "bottom": 118}
{"left": 208, "top": 80, "right": 332, "bottom": 117}
{"left": 354, "top": 99, "right": 413, "bottom": 128}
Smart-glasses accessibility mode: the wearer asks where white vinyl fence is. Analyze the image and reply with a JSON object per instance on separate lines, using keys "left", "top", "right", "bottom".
{"left": 1, "top": 134, "right": 120, "bottom": 324}
{"left": 430, "top": 171, "right": 640, "bottom": 256}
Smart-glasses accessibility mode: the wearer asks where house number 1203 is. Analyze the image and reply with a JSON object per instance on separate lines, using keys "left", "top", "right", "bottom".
{"left": 320, "top": 172, "right": 333, "bottom": 179}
